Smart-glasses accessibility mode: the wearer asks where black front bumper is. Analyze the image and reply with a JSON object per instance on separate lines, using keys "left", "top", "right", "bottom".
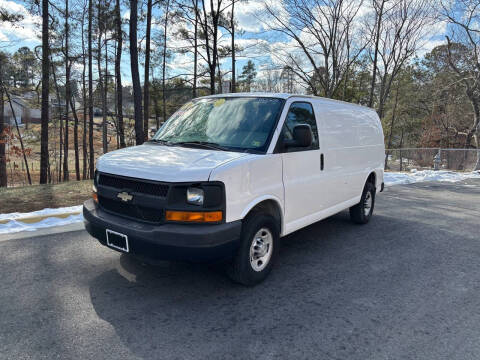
{"left": 83, "top": 199, "right": 242, "bottom": 262}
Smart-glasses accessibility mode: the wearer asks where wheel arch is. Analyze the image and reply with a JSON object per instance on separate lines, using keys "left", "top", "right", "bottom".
{"left": 366, "top": 171, "right": 376, "bottom": 187}
{"left": 240, "top": 196, "right": 284, "bottom": 236}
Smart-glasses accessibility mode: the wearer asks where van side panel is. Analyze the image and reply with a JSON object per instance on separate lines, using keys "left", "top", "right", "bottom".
{"left": 316, "top": 99, "right": 384, "bottom": 207}
{"left": 209, "top": 154, "right": 285, "bottom": 233}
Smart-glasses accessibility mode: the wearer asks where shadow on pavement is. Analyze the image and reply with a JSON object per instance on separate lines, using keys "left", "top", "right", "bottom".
{"left": 87, "top": 205, "right": 480, "bottom": 359}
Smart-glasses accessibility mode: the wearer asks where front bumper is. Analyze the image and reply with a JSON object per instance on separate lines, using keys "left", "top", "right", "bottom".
{"left": 83, "top": 199, "right": 242, "bottom": 262}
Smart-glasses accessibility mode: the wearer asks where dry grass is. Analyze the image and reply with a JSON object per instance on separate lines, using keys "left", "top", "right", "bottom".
{"left": 0, "top": 180, "right": 93, "bottom": 214}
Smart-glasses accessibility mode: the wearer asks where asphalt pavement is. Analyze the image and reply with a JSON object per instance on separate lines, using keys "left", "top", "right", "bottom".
{"left": 1, "top": 179, "right": 480, "bottom": 360}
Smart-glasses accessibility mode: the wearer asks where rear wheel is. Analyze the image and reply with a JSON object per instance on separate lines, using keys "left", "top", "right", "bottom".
{"left": 350, "top": 182, "right": 375, "bottom": 224}
{"left": 227, "top": 213, "right": 279, "bottom": 286}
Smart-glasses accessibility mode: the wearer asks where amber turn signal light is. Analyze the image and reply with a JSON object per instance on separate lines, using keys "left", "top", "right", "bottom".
{"left": 165, "top": 210, "right": 222, "bottom": 223}
{"left": 92, "top": 192, "right": 98, "bottom": 203}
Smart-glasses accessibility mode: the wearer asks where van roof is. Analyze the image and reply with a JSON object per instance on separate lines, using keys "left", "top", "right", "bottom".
{"left": 198, "top": 92, "right": 375, "bottom": 112}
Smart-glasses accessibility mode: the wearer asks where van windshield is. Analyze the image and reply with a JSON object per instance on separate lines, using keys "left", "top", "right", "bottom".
{"left": 152, "top": 97, "right": 284, "bottom": 153}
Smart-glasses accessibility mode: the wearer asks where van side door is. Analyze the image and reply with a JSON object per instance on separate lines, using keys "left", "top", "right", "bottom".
{"left": 276, "top": 101, "right": 326, "bottom": 233}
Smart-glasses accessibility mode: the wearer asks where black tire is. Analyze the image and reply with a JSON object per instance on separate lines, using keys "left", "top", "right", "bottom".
{"left": 227, "top": 213, "right": 280, "bottom": 286}
{"left": 349, "top": 182, "right": 375, "bottom": 224}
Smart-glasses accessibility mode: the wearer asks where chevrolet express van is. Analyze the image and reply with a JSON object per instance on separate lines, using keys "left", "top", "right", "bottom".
{"left": 84, "top": 93, "right": 385, "bottom": 285}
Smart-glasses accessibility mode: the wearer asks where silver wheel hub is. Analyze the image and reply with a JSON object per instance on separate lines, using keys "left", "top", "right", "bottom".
{"left": 364, "top": 191, "right": 372, "bottom": 217}
{"left": 249, "top": 228, "right": 273, "bottom": 272}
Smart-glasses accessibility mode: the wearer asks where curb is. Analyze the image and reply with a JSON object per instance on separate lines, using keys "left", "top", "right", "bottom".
{"left": 0, "top": 211, "right": 82, "bottom": 225}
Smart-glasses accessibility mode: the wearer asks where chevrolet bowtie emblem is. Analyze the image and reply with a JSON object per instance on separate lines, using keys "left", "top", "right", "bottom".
{"left": 117, "top": 192, "right": 133, "bottom": 202}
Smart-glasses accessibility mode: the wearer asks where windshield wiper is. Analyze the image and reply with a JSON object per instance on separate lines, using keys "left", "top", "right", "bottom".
{"left": 149, "top": 139, "right": 173, "bottom": 146}
{"left": 171, "top": 141, "right": 229, "bottom": 151}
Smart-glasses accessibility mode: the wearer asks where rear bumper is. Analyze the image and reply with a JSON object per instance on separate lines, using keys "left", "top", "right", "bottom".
{"left": 83, "top": 199, "right": 241, "bottom": 262}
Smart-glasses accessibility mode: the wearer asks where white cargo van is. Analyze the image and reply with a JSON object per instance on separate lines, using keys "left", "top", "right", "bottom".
{"left": 84, "top": 93, "right": 385, "bottom": 285}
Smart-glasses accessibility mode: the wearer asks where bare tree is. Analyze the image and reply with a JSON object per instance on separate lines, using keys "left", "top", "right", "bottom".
{"left": 63, "top": 0, "right": 70, "bottom": 181}
{"left": 175, "top": 0, "right": 200, "bottom": 97}
{"left": 193, "top": 0, "right": 198, "bottom": 97}
{"left": 198, "top": 0, "right": 226, "bottom": 94}
{"left": 70, "top": 97, "right": 81, "bottom": 180}
{"left": 373, "top": 0, "right": 435, "bottom": 119}
{"left": 2, "top": 83, "right": 31, "bottom": 185}
{"left": 144, "top": 0, "right": 153, "bottom": 141}
{"left": 130, "top": 0, "right": 144, "bottom": 144}
{"left": 442, "top": 0, "right": 480, "bottom": 170}
{"left": 263, "top": 0, "right": 369, "bottom": 97}
{"left": 219, "top": 0, "right": 238, "bottom": 92}
{"left": 0, "top": 62, "right": 6, "bottom": 187}
{"left": 162, "top": 0, "right": 171, "bottom": 122}
{"left": 40, "top": 0, "right": 49, "bottom": 184}
{"left": 88, "top": 0, "right": 95, "bottom": 178}
{"left": 115, "top": 0, "right": 125, "bottom": 148}
{"left": 97, "top": 0, "right": 108, "bottom": 154}
{"left": 81, "top": 0, "right": 88, "bottom": 179}
{"left": 368, "top": 0, "right": 390, "bottom": 108}
{"left": 230, "top": 0, "right": 236, "bottom": 92}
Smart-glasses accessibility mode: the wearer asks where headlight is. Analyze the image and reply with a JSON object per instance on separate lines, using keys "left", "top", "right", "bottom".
{"left": 187, "top": 187, "right": 204, "bottom": 206}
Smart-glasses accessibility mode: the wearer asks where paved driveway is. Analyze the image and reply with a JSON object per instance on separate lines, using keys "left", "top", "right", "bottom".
{"left": 1, "top": 180, "right": 479, "bottom": 360}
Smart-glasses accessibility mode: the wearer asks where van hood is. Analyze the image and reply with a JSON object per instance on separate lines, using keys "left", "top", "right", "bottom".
{"left": 96, "top": 143, "right": 249, "bottom": 182}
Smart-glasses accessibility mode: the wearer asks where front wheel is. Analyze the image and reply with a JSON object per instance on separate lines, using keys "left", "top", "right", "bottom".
{"left": 350, "top": 182, "right": 375, "bottom": 224}
{"left": 227, "top": 213, "right": 280, "bottom": 286}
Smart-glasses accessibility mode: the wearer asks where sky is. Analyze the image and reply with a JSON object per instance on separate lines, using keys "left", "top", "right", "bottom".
{"left": 0, "top": 0, "right": 449, "bottom": 87}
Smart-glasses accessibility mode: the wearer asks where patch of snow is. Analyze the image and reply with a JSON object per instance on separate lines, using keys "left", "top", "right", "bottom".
{"left": 0, "top": 205, "right": 83, "bottom": 234}
{"left": 384, "top": 170, "right": 480, "bottom": 187}
{"left": 0, "top": 205, "right": 82, "bottom": 221}
{"left": 0, "top": 213, "right": 84, "bottom": 234}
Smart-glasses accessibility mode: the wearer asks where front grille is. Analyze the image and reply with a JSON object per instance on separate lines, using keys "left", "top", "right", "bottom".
{"left": 99, "top": 196, "right": 163, "bottom": 223}
{"left": 98, "top": 173, "right": 169, "bottom": 197}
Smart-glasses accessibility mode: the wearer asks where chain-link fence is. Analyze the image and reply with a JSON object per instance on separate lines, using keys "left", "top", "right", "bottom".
{"left": 385, "top": 148, "right": 480, "bottom": 172}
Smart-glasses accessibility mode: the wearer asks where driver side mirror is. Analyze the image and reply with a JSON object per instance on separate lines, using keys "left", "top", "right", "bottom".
{"left": 285, "top": 124, "right": 313, "bottom": 148}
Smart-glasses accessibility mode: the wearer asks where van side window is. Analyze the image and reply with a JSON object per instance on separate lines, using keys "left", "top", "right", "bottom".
{"left": 277, "top": 102, "right": 319, "bottom": 153}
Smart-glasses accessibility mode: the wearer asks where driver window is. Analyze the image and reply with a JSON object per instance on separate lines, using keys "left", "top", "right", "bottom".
{"left": 277, "top": 102, "right": 319, "bottom": 153}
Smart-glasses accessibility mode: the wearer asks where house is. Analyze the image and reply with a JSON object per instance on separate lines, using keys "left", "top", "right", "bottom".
{"left": 2, "top": 96, "right": 41, "bottom": 126}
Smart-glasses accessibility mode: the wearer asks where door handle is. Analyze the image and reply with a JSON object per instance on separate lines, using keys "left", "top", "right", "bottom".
{"left": 320, "top": 153, "right": 324, "bottom": 171}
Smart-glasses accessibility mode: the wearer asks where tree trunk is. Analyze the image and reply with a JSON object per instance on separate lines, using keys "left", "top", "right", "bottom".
{"left": 162, "top": 0, "right": 170, "bottom": 125}
{"left": 63, "top": 0, "right": 70, "bottom": 182}
{"left": 103, "top": 34, "right": 108, "bottom": 153}
{"left": 70, "top": 97, "right": 80, "bottom": 180}
{"left": 471, "top": 99, "right": 480, "bottom": 170}
{"left": 88, "top": 0, "right": 95, "bottom": 179}
{"left": 144, "top": 0, "right": 153, "bottom": 141}
{"left": 52, "top": 61, "right": 62, "bottom": 182}
{"left": 39, "top": 0, "right": 49, "bottom": 184}
{"left": 231, "top": 0, "right": 235, "bottom": 93}
{"left": 377, "top": 73, "right": 389, "bottom": 120}
{"left": 115, "top": 0, "right": 125, "bottom": 148}
{"left": 154, "top": 93, "right": 160, "bottom": 129}
{"left": 211, "top": 4, "right": 219, "bottom": 96}
{"left": 130, "top": 0, "right": 144, "bottom": 145}
{"left": 81, "top": 8, "right": 88, "bottom": 179}
{"left": 399, "top": 128, "right": 404, "bottom": 172}
{"left": 217, "top": 54, "right": 222, "bottom": 93}
{"left": 2, "top": 84, "right": 31, "bottom": 185}
{"left": 368, "top": 0, "right": 385, "bottom": 109}
{"left": 97, "top": 1, "right": 107, "bottom": 155}
{"left": 384, "top": 85, "right": 399, "bottom": 170}
{"left": 199, "top": 0, "right": 216, "bottom": 95}
{"left": 193, "top": 0, "right": 198, "bottom": 98}
{"left": 0, "top": 86, "right": 6, "bottom": 187}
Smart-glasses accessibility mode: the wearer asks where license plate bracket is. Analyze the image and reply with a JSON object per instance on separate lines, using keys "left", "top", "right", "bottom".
{"left": 106, "top": 229, "right": 129, "bottom": 252}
